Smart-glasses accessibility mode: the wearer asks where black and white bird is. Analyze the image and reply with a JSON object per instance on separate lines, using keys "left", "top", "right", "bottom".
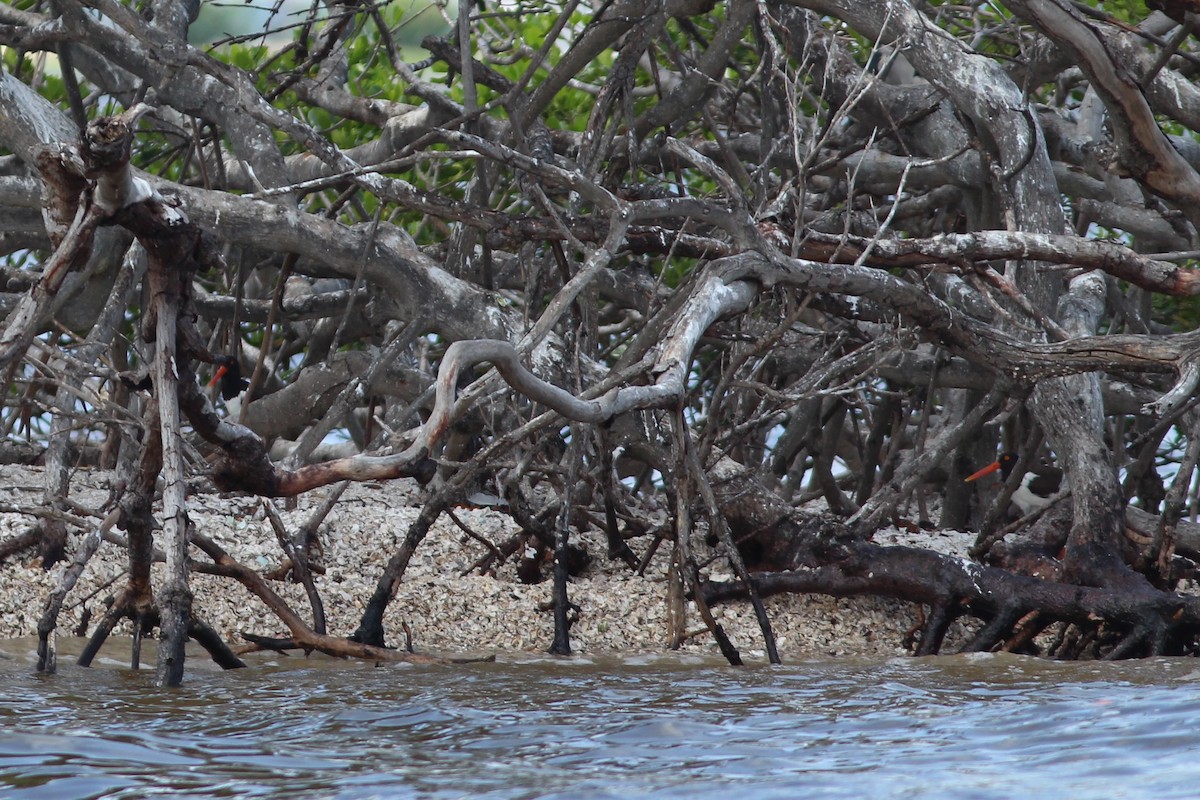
{"left": 965, "top": 452, "right": 1064, "bottom": 515}
{"left": 209, "top": 355, "right": 250, "bottom": 418}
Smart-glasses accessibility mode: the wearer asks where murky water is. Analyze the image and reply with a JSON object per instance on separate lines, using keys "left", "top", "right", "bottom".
{"left": 2, "top": 638, "right": 1200, "bottom": 799}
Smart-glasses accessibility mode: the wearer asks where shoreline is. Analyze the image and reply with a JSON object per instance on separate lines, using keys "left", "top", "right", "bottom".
{"left": 0, "top": 466, "right": 974, "bottom": 662}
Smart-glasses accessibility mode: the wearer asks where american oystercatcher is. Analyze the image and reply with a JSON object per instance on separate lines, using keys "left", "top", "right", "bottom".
{"left": 209, "top": 355, "right": 250, "bottom": 414}
{"left": 965, "top": 452, "right": 1064, "bottom": 515}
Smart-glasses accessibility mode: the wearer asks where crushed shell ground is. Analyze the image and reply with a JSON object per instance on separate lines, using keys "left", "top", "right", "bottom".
{"left": 0, "top": 465, "right": 984, "bottom": 662}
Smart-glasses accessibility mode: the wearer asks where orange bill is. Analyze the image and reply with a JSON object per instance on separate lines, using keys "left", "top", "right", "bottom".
{"left": 209, "top": 364, "right": 228, "bottom": 387}
{"left": 964, "top": 460, "right": 1001, "bottom": 483}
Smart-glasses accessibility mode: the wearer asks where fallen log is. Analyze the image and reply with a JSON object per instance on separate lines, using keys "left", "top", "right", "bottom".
{"left": 702, "top": 513, "right": 1196, "bottom": 658}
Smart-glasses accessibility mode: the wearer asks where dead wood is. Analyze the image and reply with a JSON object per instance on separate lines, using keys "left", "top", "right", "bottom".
{"left": 189, "top": 526, "right": 482, "bottom": 664}
{"left": 701, "top": 513, "right": 1193, "bottom": 658}
{"left": 0, "top": 526, "right": 40, "bottom": 565}
{"left": 13, "top": 0, "right": 1200, "bottom": 678}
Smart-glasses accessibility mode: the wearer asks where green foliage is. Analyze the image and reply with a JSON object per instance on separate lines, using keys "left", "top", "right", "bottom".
{"left": 1, "top": 48, "right": 69, "bottom": 110}
{"left": 1084, "top": 0, "right": 1147, "bottom": 25}
{"left": 1152, "top": 288, "right": 1200, "bottom": 332}
{"left": 222, "top": 43, "right": 274, "bottom": 76}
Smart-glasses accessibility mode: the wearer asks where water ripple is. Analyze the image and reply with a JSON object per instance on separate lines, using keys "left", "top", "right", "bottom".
{"left": 2, "top": 652, "right": 1200, "bottom": 798}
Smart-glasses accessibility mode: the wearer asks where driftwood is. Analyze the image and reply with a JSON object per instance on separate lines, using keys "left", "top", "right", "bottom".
{"left": 702, "top": 529, "right": 1192, "bottom": 659}
{"left": 190, "top": 528, "right": 489, "bottom": 665}
{"left": 13, "top": 0, "right": 1200, "bottom": 681}
{"left": 702, "top": 515, "right": 1193, "bottom": 659}
{"left": 17, "top": 103, "right": 1200, "bottom": 674}
{"left": 700, "top": 469, "right": 1200, "bottom": 658}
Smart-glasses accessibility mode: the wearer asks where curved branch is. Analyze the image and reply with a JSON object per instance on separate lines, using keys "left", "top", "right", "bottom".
{"left": 1005, "top": 0, "right": 1200, "bottom": 229}
{"left": 726, "top": 250, "right": 1197, "bottom": 387}
{"left": 211, "top": 272, "right": 757, "bottom": 496}
{"left": 189, "top": 529, "right": 484, "bottom": 664}
{"left": 800, "top": 229, "right": 1200, "bottom": 296}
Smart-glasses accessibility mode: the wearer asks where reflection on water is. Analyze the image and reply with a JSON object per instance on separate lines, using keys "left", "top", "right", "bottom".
{"left": 1, "top": 638, "right": 1200, "bottom": 799}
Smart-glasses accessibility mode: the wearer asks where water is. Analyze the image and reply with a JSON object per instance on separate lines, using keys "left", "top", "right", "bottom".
{"left": 2, "top": 638, "right": 1200, "bottom": 799}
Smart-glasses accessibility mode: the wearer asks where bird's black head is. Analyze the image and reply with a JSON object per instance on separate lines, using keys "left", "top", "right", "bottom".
{"left": 211, "top": 355, "right": 250, "bottom": 401}
{"left": 997, "top": 452, "right": 1019, "bottom": 479}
